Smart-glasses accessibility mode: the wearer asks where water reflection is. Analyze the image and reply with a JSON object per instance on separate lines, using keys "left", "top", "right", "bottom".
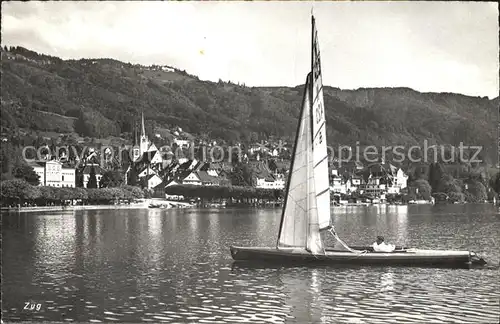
{"left": 379, "top": 271, "right": 394, "bottom": 294}
{"left": 206, "top": 211, "right": 221, "bottom": 254}
{"left": 2, "top": 206, "right": 499, "bottom": 323}
{"left": 378, "top": 270, "right": 395, "bottom": 311}
{"left": 280, "top": 268, "right": 313, "bottom": 323}
{"left": 394, "top": 206, "right": 408, "bottom": 245}
{"left": 188, "top": 210, "right": 199, "bottom": 238}
{"left": 309, "top": 269, "right": 324, "bottom": 321}
{"left": 147, "top": 211, "right": 163, "bottom": 265}
{"left": 34, "top": 212, "right": 76, "bottom": 270}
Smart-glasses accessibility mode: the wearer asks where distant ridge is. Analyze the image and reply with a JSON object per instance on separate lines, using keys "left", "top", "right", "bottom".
{"left": 1, "top": 46, "right": 496, "bottom": 164}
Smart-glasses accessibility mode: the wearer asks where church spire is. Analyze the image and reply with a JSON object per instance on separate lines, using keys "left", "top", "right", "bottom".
{"left": 133, "top": 121, "right": 138, "bottom": 146}
{"left": 139, "top": 110, "right": 149, "bottom": 156}
{"left": 141, "top": 111, "right": 146, "bottom": 138}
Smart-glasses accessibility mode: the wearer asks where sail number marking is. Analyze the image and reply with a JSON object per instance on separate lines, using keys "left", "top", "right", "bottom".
{"left": 315, "top": 102, "right": 323, "bottom": 124}
{"left": 313, "top": 57, "right": 321, "bottom": 81}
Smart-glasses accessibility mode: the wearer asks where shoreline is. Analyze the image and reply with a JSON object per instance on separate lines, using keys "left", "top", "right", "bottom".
{"left": 0, "top": 204, "right": 149, "bottom": 213}
{"left": 0, "top": 199, "right": 196, "bottom": 213}
{"left": 2, "top": 201, "right": 494, "bottom": 213}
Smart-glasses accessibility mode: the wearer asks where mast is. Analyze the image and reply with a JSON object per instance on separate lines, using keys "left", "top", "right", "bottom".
{"left": 311, "top": 15, "right": 315, "bottom": 85}
{"left": 276, "top": 14, "right": 329, "bottom": 254}
{"left": 310, "top": 14, "right": 332, "bottom": 231}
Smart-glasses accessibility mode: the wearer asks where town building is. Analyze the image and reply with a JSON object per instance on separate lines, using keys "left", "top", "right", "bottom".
{"left": 138, "top": 166, "right": 158, "bottom": 179}
{"left": 250, "top": 160, "right": 285, "bottom": 189}
{"left": 165, "top": 179, "right": 182, "bottom": 187}
{"left": 359, "top": 175, "right": 386, "bottom": 196}
{"left": 143, "top": 174, "right": 163, "bottom": 190}
{"left": 330, "top": 169, "right": 346, "bottom": 193}
{"left": 386, "top": 168, "right": 409, "bottom": 194}
{"left": 29, "top": 160, "right": 76, "bottom": 187}
{"left": 183, "top": 170, "right": 220, "bottom": 186}
{"left": 81, "top": 163, "right": 103, "bottom": 188}
{"left": 355, "top": 162, "right": 409, "bottom": 195}
{"left": 61, "top": 167, "right": 76, "bottom": 188}
{"left": 174, "top": 138, "right": 191, "bottom": 148}
{"left": 162, "top": 179, "right": 184, "bottom": 200}
{"left": 346, "top": 175, "right": 363, "bottom": 193}
{"left": 255, "top": 173, "right": 285, "bottom": 189}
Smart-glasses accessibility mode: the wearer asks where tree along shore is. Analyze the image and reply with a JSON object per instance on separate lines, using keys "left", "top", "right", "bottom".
{"left": 0, "top": 179, "right": 285, "bottom": 208}
{"left": 1, "top": 175, "right": 495, "bottom": 209}
{"left": 165, "top": 184, "right": 284, "bottom": 206}
{"left": 0, "top": 179, "right": 145, "bottom": 207}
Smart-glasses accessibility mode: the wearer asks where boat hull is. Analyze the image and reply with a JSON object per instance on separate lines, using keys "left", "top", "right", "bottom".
{"left": 230, "top": 246, "right": 486, "bottom": 268}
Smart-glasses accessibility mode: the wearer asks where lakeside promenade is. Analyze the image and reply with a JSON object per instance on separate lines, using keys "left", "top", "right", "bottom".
{"left": 3, "top": 200, "right": 495, "bottom": 213}
{"left": 0, "top": 199, "right": 194, "bottom": 213}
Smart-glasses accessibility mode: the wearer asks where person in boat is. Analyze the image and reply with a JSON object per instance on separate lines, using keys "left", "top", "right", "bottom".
{"left": 372, "top": 236, "right": 395, "bottom": 252}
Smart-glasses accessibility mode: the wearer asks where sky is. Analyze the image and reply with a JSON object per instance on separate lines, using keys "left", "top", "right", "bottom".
{"left": 2, "top": 1, "right": 499, "bottom": 98}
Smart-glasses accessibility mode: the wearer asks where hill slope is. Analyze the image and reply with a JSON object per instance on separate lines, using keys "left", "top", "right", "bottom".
{"left": 1, "top": 46, "right": 497, "bottom": 163}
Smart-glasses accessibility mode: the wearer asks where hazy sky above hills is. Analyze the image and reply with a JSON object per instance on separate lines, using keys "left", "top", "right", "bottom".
{"left": 2, "top": 1, "right": 498, "bottom": 98}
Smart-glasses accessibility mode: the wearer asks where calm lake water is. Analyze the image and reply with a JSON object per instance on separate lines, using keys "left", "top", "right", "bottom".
{"left": 2, "top": 204, "right": 499, "bottom": 323}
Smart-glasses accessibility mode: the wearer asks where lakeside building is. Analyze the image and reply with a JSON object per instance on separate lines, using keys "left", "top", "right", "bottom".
{"left": 330, "top": 162, "right": 408, "bottom": 196}
{"left": 255, "top": 173, "right": 285, "bottom": 189}
{"left": 358, "top": 176, "right": 386, "bottom": 196}
{"left": 346, "top": 175, "right": 363, "bottom": 193}
{"left": 81, "top": 163, "right": 103, "bottom": 188}
{"left": 330, "top": 169, "right": 345, "bottom": 193}
{"left": 249, "top": 160, "right": 286, "bottom": 189}
{"left": 160, "top": 160, "right": 226, "bottom": 188}
{"left": 183, "top": 170, "right": 220, "bottom": 186}
{"left": 29, "top": 160, "right": 76, "bottom": 187}
{"left": 143, "top": 174, "right": 163, "bottom": 190}
{"left": 386, "top": 168, "right": 409, "bottom": 194}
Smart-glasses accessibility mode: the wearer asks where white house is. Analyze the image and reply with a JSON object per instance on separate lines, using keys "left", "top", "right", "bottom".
{"left": 44, "top": 160, "right": 63, "bottom": 187}
{"left": 182, "top": 170, "right": 219, "bottom": 186}
{"left": 31, "top": 162, "right": 46, "bottom": 185}
{"left": 183, "top": 172, "right": 201, "bottom": 185}
{"left": 207, "top": 169, "right": 218, "bottom": 177}
{"left": 330, "top": 169, "right": 346, "bottom": 193}
{"left": 174, "top": 138, "right": 191, "bottom": 148}
{"left": 255, "top": 174, "right": 285, "bottom": 190}
{"left": 29, "top": 160, "right": 76, "bottom": 187}
{"left": 61, "top": 167, "right": 76, "bottom": 188}
{"left": 331, "top": 177, "right": 345, "bottom": 194}
{"left": 387, "top": 168, "right": 409, "bottom": 194}
{"left": 346, "top": 175, "right": 363, "bottom": 193}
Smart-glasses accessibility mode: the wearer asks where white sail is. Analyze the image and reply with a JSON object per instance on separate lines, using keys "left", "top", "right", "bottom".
{"left": 305, "top": 143, "right": 324, "bottom": 254}
{"left": 276, "top": 15, "right": 328, "bottom": 255}
{"left": 311, "top": 16, "right": 331, "bottom": 231}
{"left": 278, "top": 74, "right": 324, "bottom": 254}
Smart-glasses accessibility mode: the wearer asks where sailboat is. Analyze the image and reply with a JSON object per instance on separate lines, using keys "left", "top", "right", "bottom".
{"left": 229, "top": 15, "right": 486, "bottom": 268}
